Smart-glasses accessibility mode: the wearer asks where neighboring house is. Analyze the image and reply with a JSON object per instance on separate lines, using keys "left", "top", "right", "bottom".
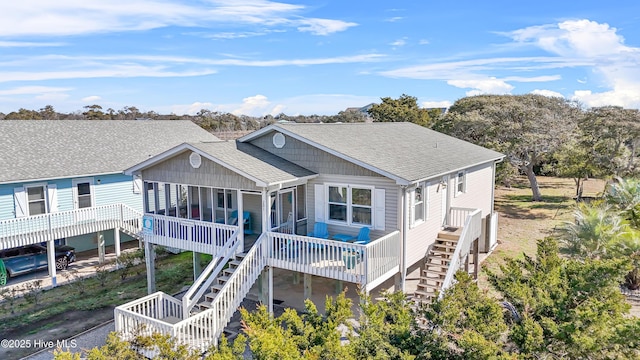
{"left": 115, "top": 122, "right": 505, "bottom": 351}
{"left": 0, "top": 120, "right": 219, "bottom": 285}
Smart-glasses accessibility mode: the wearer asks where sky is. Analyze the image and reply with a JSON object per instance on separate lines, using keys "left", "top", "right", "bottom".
{"left": 1, "top": 0, "right": 640, "bottom": 117}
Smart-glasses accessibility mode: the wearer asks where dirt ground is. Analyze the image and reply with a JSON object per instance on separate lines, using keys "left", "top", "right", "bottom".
{"left": 0, "top": 306, "right": 114, "bottom": 360}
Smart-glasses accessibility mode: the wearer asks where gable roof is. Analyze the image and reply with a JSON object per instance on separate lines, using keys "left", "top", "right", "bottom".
{"left": 240, "top": 122, "right": 504, "bottom": 184}
{"left": 0, "top": 120, "right": 219, "bottom": 184}
{"left": 126, "top": 141, "right": 316, "bottom": 187}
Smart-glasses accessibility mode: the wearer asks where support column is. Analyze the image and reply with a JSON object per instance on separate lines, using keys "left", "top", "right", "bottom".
{"left": 193, "top": 252, "right": 202, "bottom": 280}
{"left": 261, "top": 189, "right": 269, "bottom": 233}
{"left": 237, "top": 189, "right": 245, "bottom": 253}
{"left": 292, "top": 272, "right": 299, "bottom": 285}
{"left": 114, "top": 228, "right": 121, "bottom": 257}
{"left": 394, "top": 273, "right": 402, "bottom": 293}
{"left": 268, "top": 266, "right": 273, "bottom": 315}
{"left": 335, "top": 280, "right": 343, "bottom": 294}
{"left": 303, "top": 273, "right": 312, "bottom": 300}
{"left": 47, "top": 240, "right": 57, "bottom": 287}
{"left": 473, "top": 238, "right": 479, "bottom": 279}
{"left": 258, "top": 267, "right": 269, "bottom": 306}
{"left": 97, "top": 231, "right": 105, "bottom": 264}
{"left": 145, "top": 241, "right": 156, "bottom": 294}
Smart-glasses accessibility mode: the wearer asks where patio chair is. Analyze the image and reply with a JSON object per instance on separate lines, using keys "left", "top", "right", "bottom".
{"left": 229, "top": 210, "right": 253, "bottom": 235}
{"left": 333, "top": 227, "right": 370, "bottom": 244}
{"left": 307, "top": 222, "right": 329, "bottom": 250}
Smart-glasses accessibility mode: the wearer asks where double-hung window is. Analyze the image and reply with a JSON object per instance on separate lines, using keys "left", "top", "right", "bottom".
{"left": 26, "top": 185, "right": 47, "bottom": 215}
{"left": 327, "top": 185, "right": 373, "bottom": 226}
{"left": 456, "top": 171, "right": 466, "bottom": 196}
{"left": 411, "top": 183, "right": 428, "bottom": 227}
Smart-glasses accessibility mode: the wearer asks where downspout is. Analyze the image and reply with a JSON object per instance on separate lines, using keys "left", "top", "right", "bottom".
{"left": 401, "top": 186, "right": 408, "bottom": 292}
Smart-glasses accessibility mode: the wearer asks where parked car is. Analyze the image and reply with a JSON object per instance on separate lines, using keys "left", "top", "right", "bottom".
{"left": 0, "top": 244, "right": 76, "bottom": 279}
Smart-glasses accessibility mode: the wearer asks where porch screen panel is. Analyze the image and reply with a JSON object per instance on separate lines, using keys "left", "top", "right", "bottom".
{"left": 166, "top": 184, "right": 177, "bottom": 217}
{"left": 156, "top": 182, "right": 166, "bottom": 215}
{"left": 201, "top": 187, "right": 213, "bottom": 222}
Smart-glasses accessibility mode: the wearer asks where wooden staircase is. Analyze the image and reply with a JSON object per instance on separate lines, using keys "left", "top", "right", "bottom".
{"left": 414, "top": 227, "right": 461, "bottom": 304}
{"left": 192, "top": 252, "right": 247, "bottom": 314}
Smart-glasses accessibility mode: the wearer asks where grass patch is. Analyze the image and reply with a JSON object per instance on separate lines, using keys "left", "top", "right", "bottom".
{"left": 0, "top": 250, "right": 196, "bottom": 333}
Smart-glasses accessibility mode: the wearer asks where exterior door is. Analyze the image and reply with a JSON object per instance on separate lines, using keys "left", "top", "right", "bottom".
{"left": 279, "top": 189, "right": 295, "bottom": 234}
{"left": 440, "top": 177, "right": 448, "bottom": 226}
{"left": 73, "top": 178, "right": 95, "bottom": 222}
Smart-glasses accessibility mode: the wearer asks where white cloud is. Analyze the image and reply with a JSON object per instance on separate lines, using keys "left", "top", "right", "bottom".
{"left": 421, "top": 100, "right": 452, "bottom": 109}
{"left": 385, "top": 16, "right": 403, "bottom": 22}
{"left": 419, "top": 39, "right": 430, "bottom": 45}
{"left": 447, "top": 78, "right": 514, "bottom": 96}
{"left": 231, "top": 95, "right": 273, "bottom": 116}
{"left": 171, "top": 102, "right": 216, "bottom": 115}
{"left": 531, "top": 89, "right": 564, "bottom": 98}
{"left": 0, "top": 86, "right": 72, "bottom": 95}
{"left": 0, "top": 41, "right": 64, "bottom": 47}
{"left": 0, "top": 0, "right": 356, "bottom": 37}
{"left": 82, "top": 95, "right": 102, "bottom": 102}
{"left": 390, "top": 38, "right": 407, "bottom": 47}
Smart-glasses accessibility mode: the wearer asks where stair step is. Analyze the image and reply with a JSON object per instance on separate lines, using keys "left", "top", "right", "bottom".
{"left": 433, "top": 241, "right": 457, "bottom": 250}
{"left": 414, "top": 289, "right": 438, "bottom": 299}
{"left": 438, "top": 227, "right": 462, "bottom": 240}
{"left": 204, "top": 291, "right": 217, "bottom": 302}
{"left": 430, "top": 249, "right": 455, "bottom": 257}
{"left": 198, "top": 301, "right": 212, "bottom": 310}
{"left": 235, "top": 253, "right": 247, "bottom": 260}
{"left": 229, "top": 260, "right": 242, "bottom": 268}
{"left": 223, "top": 268, "right": 236, "bottom": 276}
{"left": 423, "top": 269, "right": 448, "bottom": 277}
{"left": 424, "top": 262, "right": 449, "bottom": 270}
{"left": 417, "top": 283, "right": 441, "bottom": 292}
{"left": 211, "top": 283, "right": 224, "bottom": 292}
{"left": 418, "top": 277, "right": 444, "bottom": 286}
{"left": 217, "top": 275, "right": 231, "bottom": 284}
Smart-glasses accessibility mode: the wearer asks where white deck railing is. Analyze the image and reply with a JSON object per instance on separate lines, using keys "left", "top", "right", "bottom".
{"left": 0, "top": 203, "right": 143, "bottom": 250}
{"left": 143, "top": 213, "right": 237, "bottom": 255}
{"left": 439, "top": 208, "right": 482, "bottom": 299}
{"left": 115, "top": 230, "right": 400, "bottom": 351}
{"left": 173, "top": 233, "right": 269, "bottom": 352}
{"left": 114, "top": 291, "right": 183, "bottom": 339}
{"left": 267, "top": 230, "right": 400, "bottom": 291}
{"left": 182, "top": 229, "right": 241, "bottom": 318}
{"left": 448, "top": 207, "right": 476, "bottom": 228}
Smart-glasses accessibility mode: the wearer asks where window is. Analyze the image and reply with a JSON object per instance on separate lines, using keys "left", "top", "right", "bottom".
{"left": 326, "top": 185, "right": 372, "bottom": 226}
{"left": 27, "top": 186, "right": 47, "bottom": 215}
{"left": 410, "top": 183, "right": 429, "bottom": 227}
{"left": 456, "top": 171, "right": 466, "bottom": 195}
{"left": 76, "top": 183, "right": 92, "bottom": 208}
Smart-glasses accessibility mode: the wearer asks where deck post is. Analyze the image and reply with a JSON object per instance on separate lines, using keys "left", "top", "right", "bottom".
{"left": 335, "top": 280, "right": 343, "bottom": 294}
{"left": 237, "top": 189, "right": 244, "bottom": 254}
{"left": 97, "top": 231, "right": 105, "bottom": 264}
{"left": 304, "top": 273, "right": 312, "bottom": 299}
{"left": 292, "top": 272, "right": 299, "bottom": 284}
{"left": 473, "top": 238, "right": 479, "bottom": 279}
{"left": 258, "top": 267, "right": 270, "bottom": 308}
{"left": 261, "top": 189, "right": 269, "bottom": 232}
{"left": 114, "top": 228, "right": 121, "bottom": 257}
{"left": 268, "top": 266, "right": 273, "bottom": 315}
{"left": 145, "top": 240, "right": 156, "bottom": 294}
{"left": 47, "top": 239, "right": 57, "bottom": 287}
{"left": 193, "top": 252, "right": 202, "bottom": 280}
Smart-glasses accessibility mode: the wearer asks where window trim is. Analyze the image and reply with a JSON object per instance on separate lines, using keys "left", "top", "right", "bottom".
{"left": 455, "top": 171, "right": 466, "bottom": 196}
{"left": 72, "top": 177, "right": 95, "bottom": 210}
{"left": 24, "top": 183, "right": 48, "bottom": 216}
{"left": 325, "top": 183, "right": 374, "bottom": 228}
{"left": 410, "top": 182, "right": 429, "bottom": 228}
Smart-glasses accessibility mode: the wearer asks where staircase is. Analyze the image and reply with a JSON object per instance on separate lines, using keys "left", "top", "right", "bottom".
{"left": 192, "top": 252, "right": 247, "bottom": 314}
{"left": 414, "top": 227, "right": 460, "bottom": 303}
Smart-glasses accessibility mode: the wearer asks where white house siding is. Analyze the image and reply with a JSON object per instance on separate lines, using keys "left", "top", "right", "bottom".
{"left": 141, "top": 151, "right": 260, "bottom": 191}
{"left": 306, "top": 174, "right": 400, "bottom": 239}
{"left": 405, "top": 182, "right": 446, "bottom": 267}
{"left": 249, "top": 132, "right": 382, "bottom": 177}
{"left": 449, "top": 162, "right": 494, "bottom": 218}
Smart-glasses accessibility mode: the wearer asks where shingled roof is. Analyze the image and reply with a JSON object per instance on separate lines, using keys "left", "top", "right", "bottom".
{"left": 240, "top": 122, "right": 504, "bottom": 184}
{"left": 0, "top": 120, "right": 218, "bottom": 184}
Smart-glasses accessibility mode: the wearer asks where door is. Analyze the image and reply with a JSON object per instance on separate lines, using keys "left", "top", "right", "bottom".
{"left": 279, "top": 189, "right": 295, "bottom": 234}
{"left": 73, "top": 178, "right": 95, "bottom": 222}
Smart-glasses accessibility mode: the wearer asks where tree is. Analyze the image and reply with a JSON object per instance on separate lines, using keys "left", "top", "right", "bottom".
{"left": 4, "top": 108, "right": 42, "bottom": 120}
{"left": 487, "top": 237, "right": 639, "bottom": 359}
{"left": 546, "top": 139, "right": 601, "bottom": 198}
{"left": 368, "top": 94, "right": 437, "bottom": 127}
{"left": 39, "top": 105, "right": 59, "bottom": 120}
{"left": 435, "top": 94, "right": 579, "bottom": 201}
{"left": 83, "top": 104, "right": 105, "bottom": 120}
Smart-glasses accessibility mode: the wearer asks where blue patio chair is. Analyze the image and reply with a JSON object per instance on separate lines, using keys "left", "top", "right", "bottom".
{"left": 333, "top": 227, "right": 370, "bottom": 244}
{"left": 307, "top": 222, "right": 329, "bottom": 250}
{"left": 229, "top": 210, "right": 252, "bottom": 235}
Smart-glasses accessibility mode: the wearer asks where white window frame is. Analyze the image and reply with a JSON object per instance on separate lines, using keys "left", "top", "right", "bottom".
{"left": 410, "top": 182, "right": 429, "bottom": 228}
{"left": 325, "top": 183, "right": 374, "bottom": 228}
{"left": 72, "top": 177, "right": 95, "bottom": 210}
{"left": 24, "top": 183, "right": 48, "bottom": 216}
{"left": 455, "top": 171, "right": 466, "bottom": 196}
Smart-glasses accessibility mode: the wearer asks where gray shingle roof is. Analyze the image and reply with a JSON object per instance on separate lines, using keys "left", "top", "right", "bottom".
{"left": 0, "top": 120, "right": 219, "bottom": 183}
{"left": 188, "top": 141, "right": 316, "bottom": 185}
{"left": 269, "top": 122, "right": 504, "bottom": 183}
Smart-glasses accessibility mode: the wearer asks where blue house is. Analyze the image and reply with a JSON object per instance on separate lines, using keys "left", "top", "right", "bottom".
{"left": 0, "top": 120, "right": 218, "bottom": 285}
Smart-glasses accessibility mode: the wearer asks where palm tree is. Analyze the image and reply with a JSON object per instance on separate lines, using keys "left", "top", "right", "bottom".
{"left": 605, "top": 177, "right": 640, "bottom": 228}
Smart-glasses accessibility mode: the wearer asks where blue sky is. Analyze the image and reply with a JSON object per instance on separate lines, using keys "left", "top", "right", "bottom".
{"left": 1, "top": 1, "right": 639, "bottom": 116}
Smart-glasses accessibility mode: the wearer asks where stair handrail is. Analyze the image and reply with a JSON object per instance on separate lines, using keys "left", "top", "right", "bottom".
{"left": 173, "top": 233, "right": 268, "bottom": 352}
{"left": 182, "top": 229, "right": 240, "bottom": 318}
{"left": 118, "top": 204, "right": 144, "bottom": 235}
{"left": 438, "top": 208, "right": 482, "bottom": 300}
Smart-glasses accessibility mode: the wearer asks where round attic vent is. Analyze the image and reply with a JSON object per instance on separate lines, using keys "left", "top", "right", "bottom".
{"left": 273, "top": 132, "right": 286, "bottom": 148}
{"left": 189, "top": 152, "right": 202, "bottom": 168}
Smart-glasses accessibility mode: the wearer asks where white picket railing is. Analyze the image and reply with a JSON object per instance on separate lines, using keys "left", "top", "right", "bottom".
{"left": 173, "top": 233, "right": 269, "bottom": 352}
{"left": 182, "top": 229, "right": 241, "bottom": 318}
{"left": 362, "top": 231, "right": 401, "bottom": 291}
{"left": 142, "top": 213, "right": 237, "bottom": 255}
{"left": 114, "top": 291, "right": 183, "bottom": 339}
{"left": 439, "top": 209, "right": 482, "bottom": 299}
{"left": 0, "top": 203, "right": 143, "bottom": 250}
{"left": 448, "top": 207, "right": 476, "bottom": 228}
